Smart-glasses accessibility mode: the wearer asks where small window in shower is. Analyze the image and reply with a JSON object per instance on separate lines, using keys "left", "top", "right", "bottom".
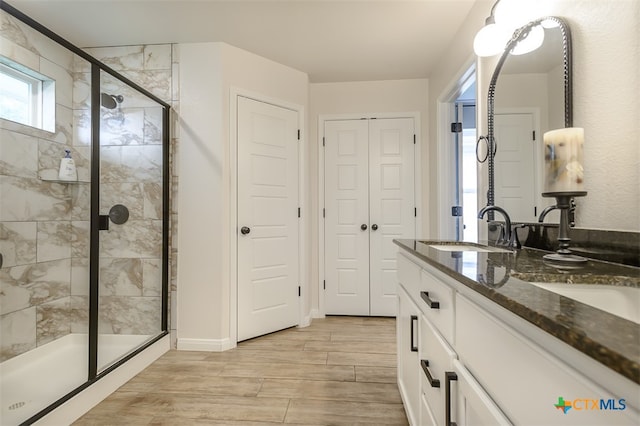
{"left": 0, "top": 56, "right": 55, "bottom": 132}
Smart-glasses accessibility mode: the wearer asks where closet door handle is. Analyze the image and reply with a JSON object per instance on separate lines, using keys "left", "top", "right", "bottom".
{"left": 410, "top": 315, "right": 418, "bottom": 352}
{"left": 420, "top": 360, "right": 440, "bottom": 388}
{"left": 445, "top": 371, "right": 458, "bottom": 426}
{"left": 371, "top": 224, "right": 378, "bottom": 231}
{"left": 421, "top": 291, "right": 440, "bottom": 309}
{"left": 360, "top": 224, "right": 368, "bottom": 231}
{"left": 240, "top": 226, "right": 251, "bottom": 235}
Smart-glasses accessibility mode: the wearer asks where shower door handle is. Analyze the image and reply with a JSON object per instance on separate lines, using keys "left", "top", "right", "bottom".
{"left": 108, "top": 204, "right": 130, "bottom": 225}
{"left": 98, "top": 215, "right": 110, "bottom": 231}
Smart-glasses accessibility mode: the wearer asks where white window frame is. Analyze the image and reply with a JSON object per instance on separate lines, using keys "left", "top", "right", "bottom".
{"left": 0, "top": 57, "right": 55, "bottom": 132}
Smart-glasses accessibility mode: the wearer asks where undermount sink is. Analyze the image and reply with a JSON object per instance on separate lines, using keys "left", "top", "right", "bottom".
{"left": 530, "top": 282, "right": 640, "bottom": 324}
{"left": 421, "top": 241, "right": 511, "bottom": 253}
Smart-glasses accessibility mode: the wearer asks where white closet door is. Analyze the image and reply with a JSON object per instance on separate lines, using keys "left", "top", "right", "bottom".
{"left": 237, "top": 96, "right": 299, "bottom": 341}
{"left": 494, "top": 113, "right": 537, "bottom": 222}
{"left": 324, "top": 120, "right": 370, "bottom": 315}
{"left": 369, "top": 118, "right": 415, "bottom": 316}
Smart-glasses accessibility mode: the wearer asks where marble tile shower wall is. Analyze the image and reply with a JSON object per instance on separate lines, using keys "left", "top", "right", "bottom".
{"left": 0, "top": 11, "right": 92, "bottom": 362}
{"left": 0, "top": 8, "right": 178, "bottom": 362}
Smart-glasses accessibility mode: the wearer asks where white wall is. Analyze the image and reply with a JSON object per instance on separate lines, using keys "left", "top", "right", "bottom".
{"left": 308, "top": 79, "right": 428, "bottom": 314}
{"left": 554, "top": 0, "right": 639, "bottom": 231}
{"left": 177, "top": 42, "right": 308, "bottom": 348}
{"left": 426, "top": 0, "right": 493, "bottom": 238}
{"left": 475, "top": 0, "right": 640, "bottom": 231}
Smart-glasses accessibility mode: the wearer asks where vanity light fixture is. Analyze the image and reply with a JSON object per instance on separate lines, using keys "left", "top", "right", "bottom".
{"left": 473, "top": 1, "right": 509, "bottom": 57}
{"left": 474, "top": 0, "right": 547, "bottom": 57}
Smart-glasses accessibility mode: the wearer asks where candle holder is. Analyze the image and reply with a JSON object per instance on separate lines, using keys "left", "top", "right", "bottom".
{"left": 541, "top": 191, "right": 587, "bottom": 263}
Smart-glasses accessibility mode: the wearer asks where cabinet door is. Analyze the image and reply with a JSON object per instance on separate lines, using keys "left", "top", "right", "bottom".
{"left": 398, "top": 285, "right": 421, "bottom": 425}
{"left": 451, "top": 359, "right": 512, "bottom": 426}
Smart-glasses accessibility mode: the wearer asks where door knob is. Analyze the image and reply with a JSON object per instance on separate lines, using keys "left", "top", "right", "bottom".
{"left": 360, "top": 224, "right": 368, "bottom": 231}
{"left": 371, "top": 224, "right": 378, "bottom": 231}
{"left": 240, "top": 226, "right": 251, "bottom": 235}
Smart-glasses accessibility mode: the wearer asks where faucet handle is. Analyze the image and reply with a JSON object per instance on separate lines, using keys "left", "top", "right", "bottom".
{"left": 490, "top": 222, "right": 507, "bottom": 245}
{"left": 509, "top": 224, "right": 527, "bottom": 249}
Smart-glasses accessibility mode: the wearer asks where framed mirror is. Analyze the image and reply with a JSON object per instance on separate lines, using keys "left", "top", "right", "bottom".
{"left": 481, "top": 17, "right": 572, "bottom": 222}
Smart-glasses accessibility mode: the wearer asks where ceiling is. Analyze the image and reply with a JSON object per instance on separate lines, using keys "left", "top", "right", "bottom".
{"left": 6, "top": 0, "right": 479, "bottom": 83}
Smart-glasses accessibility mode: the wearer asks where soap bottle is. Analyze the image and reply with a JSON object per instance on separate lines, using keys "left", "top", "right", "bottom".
{"left": 58, "top": 149, "right": 78, "bottom": 181}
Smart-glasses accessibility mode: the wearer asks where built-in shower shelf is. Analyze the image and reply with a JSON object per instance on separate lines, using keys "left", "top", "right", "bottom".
{"left": 39, "top": 178, "right": 90, "bottom": 184}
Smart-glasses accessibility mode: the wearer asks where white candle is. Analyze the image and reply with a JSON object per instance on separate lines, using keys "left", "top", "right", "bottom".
{"left": 543, "top": 127, "right": 585, "bottom": 193}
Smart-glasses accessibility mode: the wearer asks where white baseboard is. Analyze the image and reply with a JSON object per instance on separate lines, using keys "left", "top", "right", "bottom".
{"left": 35, "top": 335, "right": 170, "bottom": 426}
{"left": 310, "top": 309, "right": 324, "bottom": 319}
{"left": 299, "top": 314, "right": 312, "bottom": 328}
{"left": 177, "top": 337, "right": 233, "bottom": 352}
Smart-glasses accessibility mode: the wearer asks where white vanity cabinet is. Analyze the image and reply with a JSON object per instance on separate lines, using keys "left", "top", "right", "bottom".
{"left": 418, "top": 313, "right": 457, "bottom": 425}
{"left": 451, "top": 358, "right": 511, "bottom": 426}
{"left": 397, "top": 285, "right": 422, "bottom": 425}
{"left": 396, "top": 250, "right": 639, "bottom": 426}
{"left": 397, "top": 252, "right": 510, "bottom": 425}
{"left": 455, "top": 294, "right": 638, "bottom": 426}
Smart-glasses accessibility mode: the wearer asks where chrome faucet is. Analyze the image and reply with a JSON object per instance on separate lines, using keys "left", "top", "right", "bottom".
{"left": 478, "top": 205, "right": 514, "bottom": 247}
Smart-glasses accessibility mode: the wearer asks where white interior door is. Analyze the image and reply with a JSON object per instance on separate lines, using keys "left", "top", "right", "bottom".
{"left": 369, "top": 118, "right": 415, "bottom": 316}
{"left": 494, "top": 113, "right": 537, "bottom": 222}
{"left": 324, "top": 120, "right": 370, "bottom": 315}
{"left": 324, "top": 117, "right": 415, "bottom": 316}
{"left": 237, "top": 96, "right": 299, "bottom": 341}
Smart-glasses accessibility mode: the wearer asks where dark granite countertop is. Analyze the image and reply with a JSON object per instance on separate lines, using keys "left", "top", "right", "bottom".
{"left": 393, "top": 239, "right": 640, "bottom": 384}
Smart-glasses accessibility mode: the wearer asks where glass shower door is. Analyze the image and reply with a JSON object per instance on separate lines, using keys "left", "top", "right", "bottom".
{"left": 0, "top": 47, "right": 92, "bottom": 424}
{"left": 96, "top": 69, "right": 166, "bottom": 371}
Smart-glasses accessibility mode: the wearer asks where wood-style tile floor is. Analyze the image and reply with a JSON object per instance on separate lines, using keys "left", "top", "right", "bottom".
{"left": 74, "top": 316, "right": 409, "bottom": 425}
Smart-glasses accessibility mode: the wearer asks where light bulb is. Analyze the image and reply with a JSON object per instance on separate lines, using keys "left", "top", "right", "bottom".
{"left": 494, "top": 0, "right": 539, "bottom": 31}
{"left": 511, "top": 25, "right": 545, "bottom": 55}
{"left": 473, "top": 23, "right": 511, "bottom": 57}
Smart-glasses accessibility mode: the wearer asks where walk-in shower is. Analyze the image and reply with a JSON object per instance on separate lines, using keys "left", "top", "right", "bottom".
{"left": 0, "top": 3, "right": 170, "bottom": 425}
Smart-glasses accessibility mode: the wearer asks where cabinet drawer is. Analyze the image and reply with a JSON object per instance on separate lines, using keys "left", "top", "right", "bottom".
{"left": 456, "top": 294, "right": 639, "bottom": 425}
{"left": 420, "top": 268, "right": 455, "bottom": 343}
{"left": 420, "top": 315, "right": 457, "bottom": 426}
{"left": 398, "top": 252, "right": 421, "bottom": 296}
